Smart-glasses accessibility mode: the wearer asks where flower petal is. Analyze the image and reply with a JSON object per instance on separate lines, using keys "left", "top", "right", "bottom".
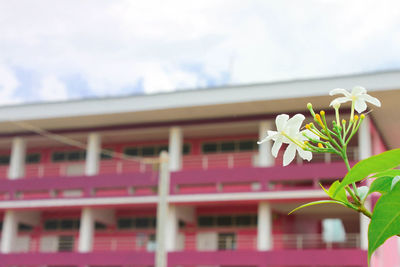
{"left": 271, "top": 137, "right": 283, "bottom": 157}
{"left": 330, "top": 97, "right": 350, "bottom": 106}
{"left": 283, "top": 143, "right": 297, "bottom": 166}
{"left": 297, "top": 147, "right": 312, "bottom": 161}
{"left": 354, "top": 99, "right": 367, "bottom": 113}
{"left": 351, "top": 86, "right": 366, "bottom": 96}
{"left": 359, "top": 94, "right": 381, "bottom": 107}
{"left": 286, "top": 114, "right": 305, "bottom": 134}
{"left": 329, "top": 88, "right": 351, "bottom": 97}
{"left": 257, "top": 131, "right": 278, "bottom": 144}
{"left": 275, "top": 114, "right": 289, "bottom": 132}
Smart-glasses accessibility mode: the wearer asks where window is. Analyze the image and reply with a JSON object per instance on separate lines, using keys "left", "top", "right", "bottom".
{"left": 100, "top": 149, "right": 113, "bottom": 160}
{"left": 117, "top": 217, "right": 156, "bottom": 229}
{"left": 18, "top": 223, "right": 33, "bottom": 231}
{"left": 220, "top": 142, "right": 235, "bottom": 152}
{"left": 198, "top": 216, "right": 215, "bottom": 227}
{"left": 44, "top": 219, "right": 80, "bottom": 231}
{"left": 51, "top": 150, "right": 85, "bottom": 162}
{"left": 202, "top": 143, "right": 218, "bottom": 154}
{"left": 135, "top": 218, "right": 150, "bottom": 228}
{"left": 142, "top": 146, "right": 156, "bottom": 157}
{"left": 58, "top": 235, "right": 74, "bottom": 252}
{"left": 202, "top": 140, "right": 257, "bottom": 154}
{"left": 198, "top": 215, "right": 256, "bottom": 228}
{"left": 218, "top": 233, "right": 236, "bottom": 250}
{"left": 235, "top": 215, "right": 252, "bottom": 226}
{"left": 95, "top": 222, "right": 107, "bottom": 230}
{"left": 117, "top": 218, "right": 133, "bottom": 229}
{"left": 125, "top": 148, "right": 139, "bottom": 156}
{"left": 0, "top": 155, "right": 10, "bottom": 165}
{"left": 183, "top": 144, "right": 191, "bottom": 155}
{"left": 239, "top": 140, "right": 256, "bottom": 151}
{"left": 26, "top": 153, "right": 41, "bottom": 164}
{"left": 217, "top": 216, "right": 233, "bottom": 227}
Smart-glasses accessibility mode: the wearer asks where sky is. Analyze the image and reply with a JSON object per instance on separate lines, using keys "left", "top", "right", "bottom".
{"left": 0, "top": 0, "right": 400, "bottom": 105}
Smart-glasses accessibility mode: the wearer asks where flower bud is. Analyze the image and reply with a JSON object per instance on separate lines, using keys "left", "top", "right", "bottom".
{"left": 360, "top": 114, "right": 365, "bottom": 119}
{"left": 354, "top": 115, "right": 359, "bottom": 121}
{"left": 318, "top": 143, "right": 324, "bottom": 148}
{"left": 305, "top": 124, "right": 311, "bottom": 130}
{"left": 320, "top": 110, "right": 325, "bottom": 116}
{"left": 342, "top": 119, "right": 346, "bottom": 125}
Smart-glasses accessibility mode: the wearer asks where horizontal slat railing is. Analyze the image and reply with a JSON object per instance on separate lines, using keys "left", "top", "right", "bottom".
{"left": 171, "top": 161, "right": 352, "bottom": 194}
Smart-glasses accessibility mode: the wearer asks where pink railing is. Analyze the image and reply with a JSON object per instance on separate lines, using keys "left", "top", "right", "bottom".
{"left": 93, "top": 235, "right": 155, "bottom": 252}
{"left": 182, "top": 233, "right": 359, "bottom": 251}
{"left": 273, "top": 233, "right": 360, "bottom": 250}
{"left": 0, "top": 147, "right": 358, "bottom": 180}
{"left": 183, "top": 152, "right": 256, "bottom": 170}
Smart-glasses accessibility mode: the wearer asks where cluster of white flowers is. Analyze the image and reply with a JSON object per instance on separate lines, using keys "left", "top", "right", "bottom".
{"left": 259, "top": 86, "right": 381, "bottom": 166}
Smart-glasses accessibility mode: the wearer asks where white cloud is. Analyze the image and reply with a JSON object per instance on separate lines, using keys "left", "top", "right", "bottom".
{"left": 38, "top": 76, "right": 68, "bottom": 101}
{"left": 0, "top": 64, "right": 21, "bottom": 104}
{"left": 0, "top": 0, "right": 399, "bottom": 102}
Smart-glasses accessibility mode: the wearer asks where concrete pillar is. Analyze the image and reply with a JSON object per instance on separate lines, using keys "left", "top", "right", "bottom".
{"left": 358, "top": 116, "right": 372, "bottom": 160}
{"left": 258, "top": 121, "right": 274, "bottom": 167}
{"left": 85, "top": 133, "right": 101, "bottom": 176}
{"left": 78, "top": 207, "right": 95, "bottom": 252}
{"left": 169, "top": 127, "right": 182, "bottom": 171}
{"left": 8, "top": 137, "right": 26, "bottom": 179}
{"left": 257, "top": 202, "right": 273, "bottom": 250}
{"left": 1, "top": 211, "right": 18, "bottom": 253}
{"left": 155, "top": 152, "right": 169, "bottom": 267}
{"left": 166, "top": 205, "right": 178, "bottom": 252}
{"left": 358, "top": 116, "right": 371, "bottom": 250}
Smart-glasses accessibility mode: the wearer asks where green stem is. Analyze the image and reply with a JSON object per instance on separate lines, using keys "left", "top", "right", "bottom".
{"left": 342, "top": 149, "right": 360, "bottom": 198}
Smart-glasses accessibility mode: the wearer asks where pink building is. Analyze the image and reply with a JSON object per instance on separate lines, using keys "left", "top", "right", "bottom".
{"left": 0, "top": 71, "right": 399, "bottom": 267}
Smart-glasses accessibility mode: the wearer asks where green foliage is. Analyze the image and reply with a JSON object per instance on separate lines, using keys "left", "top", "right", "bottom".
{"left": 368, "top": 175, "right": 400, "bottom": 196}
{"left": 334, "top": 149, "right": 400, "bottom": 196}
{"left": 368, "top": 183, "right": 400, "bottom": 262}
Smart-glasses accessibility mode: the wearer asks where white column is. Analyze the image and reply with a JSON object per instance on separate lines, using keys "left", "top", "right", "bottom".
{"left": 169, "top": 127, "right": 182, "bottom": 171}
{"left": 85, "top": 133, "right": 101, "bottom": 176}
{"left": 1, "top": 211, "right": 18, "bottom": 253}
{"left": 358, "top": 116, "right": 371, "bottom": 250}
{"left": 8, "top": 137, "right": 26, "bottom": 179}
{"left": 258, "top": 121, "right": 274, "bottom": 167}
{"left": 155, "top": 152, "right": 170, "bottom": 267}
{"left": 257, "top": 202, "right": 272, "bottom": 250}
{"left": 166, "top": 205, "right": 178, "bottom": 252}
{"left": 78, "top": 207, "right": 95, "bottom": 252}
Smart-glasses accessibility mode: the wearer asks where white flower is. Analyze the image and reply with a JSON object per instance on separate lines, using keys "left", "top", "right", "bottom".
{"left": 258, "top": 114, "right": 319, "bottom": 166}
{"left": 329, "top": 86, "right": 381, "bottom": 113}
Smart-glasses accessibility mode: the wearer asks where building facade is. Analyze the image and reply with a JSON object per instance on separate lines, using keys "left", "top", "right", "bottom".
{"left": 0, "top": 71, "right": 399, "bottom": 267}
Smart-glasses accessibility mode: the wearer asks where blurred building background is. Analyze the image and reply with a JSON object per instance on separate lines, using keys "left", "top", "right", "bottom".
{"left": 0, "top": 70, "right": 399, "bottom": 267}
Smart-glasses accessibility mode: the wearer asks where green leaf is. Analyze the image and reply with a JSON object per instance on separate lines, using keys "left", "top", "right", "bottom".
{"left": 334, "top": 149, "right": 400, "bottom": 197}
{"left": 328, "top": 180, "right": 349, "bottom": 204}
{"left": 368, "top": 176, "right": 394, "bottom": 195}
{"left": 288, "top": 200, "right": 347, "bottom": 215}
{"left": 371, "top": 169, "right": 400, "bottom": 179}
{"left": 368, "top": 183, "right": 400, "bottom": 262}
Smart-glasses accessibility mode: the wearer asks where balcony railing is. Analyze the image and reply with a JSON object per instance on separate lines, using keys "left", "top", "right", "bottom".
{"left": 93, "top": 235, "right": 156, "bottom": 252}
{"left": 274, "top": 233, "right": 360, "bottom": 250}
{"left": 0, "top": 147, "right": 358, "bottom": 180}
{"left": 182, "top": 233, "right": 359, "bottom": 251}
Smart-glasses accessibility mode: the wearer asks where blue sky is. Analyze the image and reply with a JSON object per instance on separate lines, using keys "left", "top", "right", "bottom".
{"left": 0, "top": 0, "right": 400, "bottom": 105}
